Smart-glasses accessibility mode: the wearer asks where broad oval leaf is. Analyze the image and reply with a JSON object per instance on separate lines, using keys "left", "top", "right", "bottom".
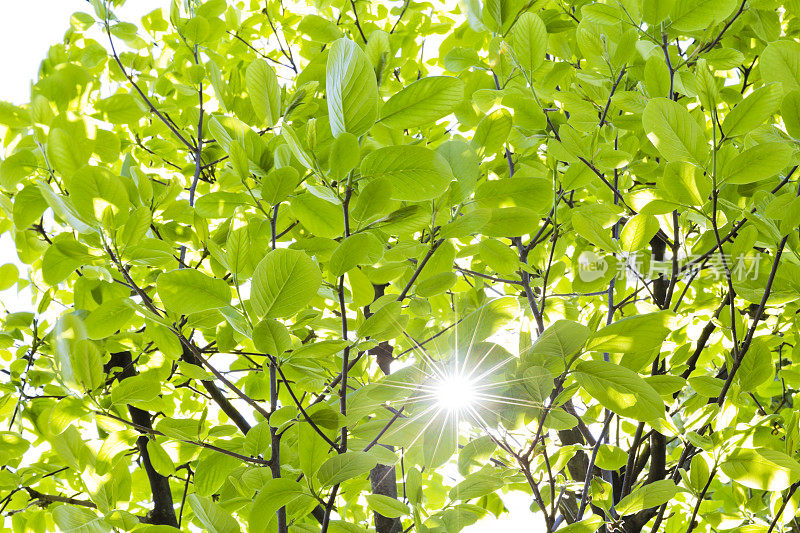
{"left": 669, "top": 0, "right": 737, "bottom": 31}
{"left": 327, "top": 37, "right": 378, "bottom": 137}
{"left": 329, "top": 232, "right": 384, "bottom": 277}
{"left": 511, "top": 12, "right": 547, "bottom": 73}
{"left": 722, "top": 83, "right": 782, "bottom": 137}
{"left": 111, "top": 374, "right": 160, "bottom": 405}
{"left": 252, "top": 318, "right": 292, "bottom": 355}
{"left": 379, "top": 76, "right": 465, "bottom": 129}
{"left": 642, "top": 97, "right": 708, "bottom": 167}
{"left": 587, "top": 311, "right": 672, "bottom": 354}
{"left": 360, "top": 145, "right": 452, "bottom": 201}
{"left": 721, "top": 447, "right": 800, "bottom": 491}
{"left": 449, "top": 473, "right": 505, "bottom": 501}
{"left": 246, "top": 58, "right": 282, "bottom": 127}
{"left": 620, "top": 214, "right": 660, "bottom": 253}
{"left": 474, "top": 177, "right": 552, "bottom": 213}
{"left": 525, "top": 319, "right": 590, "bottom": 360}
{"left": 574, "top": 360, "right": 665, "bottom": 421}
{"left": 317, "top": 451, "right": 378, "bottom": 487}
{"left": 616, "top": 479, "right": 680, "bottom": 516}
{"left": 251, "top": 248, "right": 322, "bottom": 318}
{"left": 188, "top": 494, "right": 239, "bottom": 533}
{"left": 156, "top": 269, "right": 231, "bottom": 315}
{"left": 249, "top": 479, "right": 308, "bottom": 533}
{"left": 721, "top": 142, "right": 794, "bottom": 185}
{"left": 365, "top": 494, "right": 410, "bottom": 518}
{"left": 760, "top": 40, "right": 800, "bottom": 93}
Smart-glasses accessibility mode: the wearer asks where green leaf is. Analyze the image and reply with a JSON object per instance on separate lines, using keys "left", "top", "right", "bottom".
{"left": 483, "top": 207, "right": 540, "bottom": 237}
{"left": 194, "top": 449, "right": 241, "bottom": 496}
{"left": 0, "top": 149, "right": 37, "bottom": 189}
{"left": 422, "top": 414, "right": 457, "bottom": 469}
{"left": 53, "top": 505, "right": 108, "bottom": 533}
{"left": 187, "top": 494, "right": 239, "bottom": 533}
{"left": 0, "top": 263, "right": 19, "bottom": 291}
{"left": 668, "top": 0, "right": 736, "bottom": 31}
{"left": 620, "top": 214, "right": 660, "bottom": 252}
{"left": 180, "top": 16, "right": 210, "bottom": 43}
{"left": 251, "top": 248, "right": 321, "bottom": 318}
{"left": 522, "top": 366, "right": 554, "bottom": 404}
{"left": 379, "top": 76, "right": 465, "bottom": 129}
{"left": 478, "top": 238, "right": 519, "bottom": 275}
{"left": 226, "top": 141, "right": 249, "bottom": 180}
{"left": 444, "top": 47, "right": 481, "bottom": 72}
{"left": 555, "top": 516, "right": 603, "bottom": 533}
{"left": 328, "top": 132, "right": 360, "bottom": 181}
{"left": 526, "top": 319, "right": 590, "bottom": 359}
{"left": 449, "top": 473, "right": 505, "bottom": 501}
{"left": 782, "top": 89, "right": 800, "bottom": 138}
{"left": 471, "top": 109, "right": 513, "bottom": 157}
{"left": 252, "top": 318, "right": 292, "bottom": 355}
{"left": 226, "top": 227, "right": 251, "bottom": 277}
{"left": 458, "top": 436, "right": 496, "bottom": 475}
{"left": 195, "top": 192, "right": 251, "bottom": 219}
{"left": 290, "top": 193, "right": 345, "bottom": 238}
{"left": 760, "top": 40, "right": 800, "bottom": 93}
{"left": 111, "top": 375, "right": 160, "bottom": 405}
{"left": 572, "top": 211, "right": 619, "bottom": 252}
{"left": 146, "top": 439, "right": 175, "bottom": 477}
{"left": 298, "top": 14, "right": 342, "bottom": 43}
{"left": 317, "top": 451, "right": 378, "bottom": 487}
{"left": 329, "top": 232, "right": 384, "bottom": 277}
{"left": 453, "top": 297, "right": 519, "bottom": 349}
{"left": 721, "top": 448, "right": 800, "bottom": 491}
{"left": 246, "top": 58, "right": 282, "bottom": 127}
{"left": 511, "top": 12, "right": 547, "bottom": 73}
{"left": 47, "top": 128, "right": 86, "bottom": 178}
{"left": 722, "top": 83, "right": 782, "bottom": 137}
{"left": 616, "top": 480, "right": 680, "bottom": 516}
{"left": 327, "top": 37, "right": 378, "bottom": 137}
{"left": 68, "top": 165, "right": 129, "bottom": 223}
{"left": 299, "top": 418, "right": 334, "bottom": 480}
{"left": 95, "top": 93, "right": 144, "bottom": 124}
{"left": 474, "top": 177, "right": 552, "bottom": 213}
{"left": 84, "top": 298, "right": 135, "bottom": 340}
{"left": 737, "top": 338, "right": 773, "bottom": 392}
{"left": 574, "top": 360, "right": 665, "bottom": 421}
{"left": 69, "top": 340, "right": 104, "bottom": 391}
{"left": 365, "top": 494, "right": 410, "bottom": 518}
{"left": 721, "top": 142, "right": 794, "bottom": 184}
{"left": 261, "top": 166, "right": 299, "bottom": 205}
{"left": 156, "top": 269, "right": 231, "bottom": 315}
{"left": 587, "top": 312, "right": 672, "bottom": 354}
{"left": 351, "top": 177, "right": 394, "bottom": 224}
{"left": 642, "top": 97, "right": 708, "bottom": 167}
{"left": 357, "top": 301, "right": 407, "bottom": 341}
{"left": 360, "top": 145, "right": 452, "bottom": 201}
{"left": 596, "top": 445, "right": 628, "bottom": 470}
{"left": 415, "top": 271, "right": 457, "bottom": 297}
{"left": 155, "top": 417, "right": 201, "bottom": 441}
{"left": 658, "top": 161, "right": 710, "bottom": 207}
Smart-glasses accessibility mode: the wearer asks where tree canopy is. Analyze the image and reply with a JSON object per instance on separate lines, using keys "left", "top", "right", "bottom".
{"left": 2, "top": 0, "right": 800, "bottom": 532}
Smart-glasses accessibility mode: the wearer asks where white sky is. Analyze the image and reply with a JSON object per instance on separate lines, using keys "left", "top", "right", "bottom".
{"left": 0, "top": 1, "right": 542, "bottom": 529}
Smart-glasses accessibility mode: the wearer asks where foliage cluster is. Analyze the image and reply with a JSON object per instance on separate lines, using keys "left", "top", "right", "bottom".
{"left": 2, "top": 0, "right": 800, "bottom": 532}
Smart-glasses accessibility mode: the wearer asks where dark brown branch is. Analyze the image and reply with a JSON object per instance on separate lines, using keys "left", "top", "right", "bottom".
{"left": 716, "top": 236, "right": 788, "bottom": 404}
{"left": 398, "top": 239, "right": 444, "bottom": 300}
{"left": 104, "top": 20, "right": 194, "bottom": 151}
{"left": 106, "top": 351, "right": 178, "bottom": 526}
{"left": 24, "top": 488, "right": 96, "bottom": 509}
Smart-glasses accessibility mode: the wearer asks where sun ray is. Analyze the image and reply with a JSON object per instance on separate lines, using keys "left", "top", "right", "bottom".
{"left": 462, "top": 342, "right": 501, "bottom": 382}
{"left": 467, "top": 353, "right": 519, "bottom": 383}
